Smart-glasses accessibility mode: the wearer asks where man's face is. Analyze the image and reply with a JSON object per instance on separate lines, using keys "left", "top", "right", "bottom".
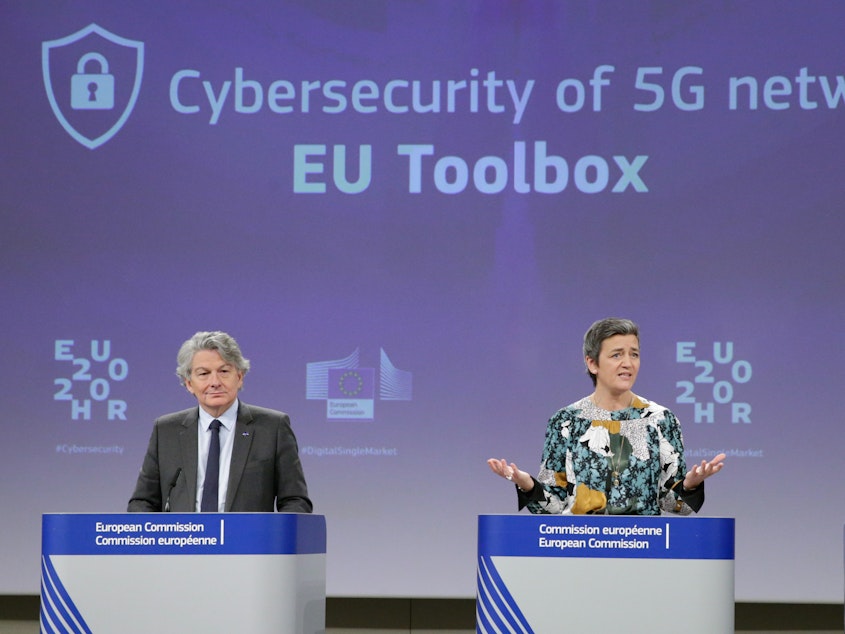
{"left": 185, "top": 349, "right": 244, "bottom": 416}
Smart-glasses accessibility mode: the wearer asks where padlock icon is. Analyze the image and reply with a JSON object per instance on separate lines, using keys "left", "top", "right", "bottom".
{"left": 70, "top": 52, "right": 114, "bottom": 110}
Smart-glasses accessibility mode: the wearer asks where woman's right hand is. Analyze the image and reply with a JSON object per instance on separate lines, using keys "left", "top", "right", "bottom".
{"left": 487, "top": 458, "right": 534, "bottom": 492}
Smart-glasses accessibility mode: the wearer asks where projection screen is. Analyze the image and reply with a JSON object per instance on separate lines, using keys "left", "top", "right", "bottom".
{"left": 1, "top": 0, "right": 843, "bottom": 603}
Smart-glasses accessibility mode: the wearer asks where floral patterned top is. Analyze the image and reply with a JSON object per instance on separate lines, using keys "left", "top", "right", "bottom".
{"left": 517, "top": 394, "right": 703, "bottom": 515}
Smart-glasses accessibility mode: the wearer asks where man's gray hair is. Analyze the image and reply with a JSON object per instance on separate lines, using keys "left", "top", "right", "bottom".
{"left": 176, "top": 331, "right": 251, "bottom": 386}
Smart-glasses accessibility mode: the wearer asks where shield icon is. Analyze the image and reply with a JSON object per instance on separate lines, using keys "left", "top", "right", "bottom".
{"left": 42, "top": 24, "right": 144, "bottom": 150}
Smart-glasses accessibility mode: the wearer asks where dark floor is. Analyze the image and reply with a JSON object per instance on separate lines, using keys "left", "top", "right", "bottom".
{"left": 5, "top": 596, "right": 843, "bottom": 632}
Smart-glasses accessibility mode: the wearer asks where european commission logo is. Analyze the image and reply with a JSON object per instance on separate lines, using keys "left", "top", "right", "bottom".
{"left": 306, "top": 348, "right": 412, "bottom": 421}
{"left": 42, "top": 24, "right": 144, "bottom": 149}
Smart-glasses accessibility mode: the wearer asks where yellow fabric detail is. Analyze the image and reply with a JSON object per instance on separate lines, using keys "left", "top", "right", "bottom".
{"left": 554, "top": 472, "right": 568, "bottom": 488}
{"left": 571, "top": 483, "right": 607, "bottom": 515}
{"left": 591, "top": 419, "right": 621, "bottom": 434}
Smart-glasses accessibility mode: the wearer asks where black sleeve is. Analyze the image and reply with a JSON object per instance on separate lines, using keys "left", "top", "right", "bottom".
{"left": 679, "top": 480, "right": 705, "bottom": 512}
{"left": 515, "top": 476, "right": 546, "bottom": 511}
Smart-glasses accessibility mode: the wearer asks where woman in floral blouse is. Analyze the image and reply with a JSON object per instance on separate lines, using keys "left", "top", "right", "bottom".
{"left": 488, "top": 318, "right": 725, "bottom": 515}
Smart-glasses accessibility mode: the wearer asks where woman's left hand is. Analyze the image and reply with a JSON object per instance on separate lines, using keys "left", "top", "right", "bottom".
{"left": 683, "top": 452, "right": 726, "bottom": 490}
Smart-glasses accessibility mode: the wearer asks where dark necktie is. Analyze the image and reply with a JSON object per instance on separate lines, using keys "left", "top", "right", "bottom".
{"left": 200, "top": 419, "right": 221, "bottom": 512}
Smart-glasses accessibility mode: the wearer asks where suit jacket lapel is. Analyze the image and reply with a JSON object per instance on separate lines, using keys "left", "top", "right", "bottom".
{"left": 179, "top": 408, "right": 199, "bottom": 507}
{"left": 226, "top": 402, "right": 255, "bottom": 510}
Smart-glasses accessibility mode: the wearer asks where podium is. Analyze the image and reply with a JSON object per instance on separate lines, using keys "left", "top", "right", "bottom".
{"left": 477, "top": 514, "right": 734, "bottom": 634}
{"left": 40, "top": 513, "right": 326, "bottom": 634}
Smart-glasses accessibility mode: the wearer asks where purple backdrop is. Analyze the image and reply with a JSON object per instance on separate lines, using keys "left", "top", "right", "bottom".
{"left": 1, "top": 1, "right": 843, "bottom": 601}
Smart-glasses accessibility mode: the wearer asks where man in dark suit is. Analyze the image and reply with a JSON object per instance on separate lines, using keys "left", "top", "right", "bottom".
{"left": 128, "top": 331, "right": 312, "bottom": 513}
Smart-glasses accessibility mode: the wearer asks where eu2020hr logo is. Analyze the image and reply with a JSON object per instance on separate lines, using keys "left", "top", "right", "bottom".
{"left": 42, "top": 23, "right": 144, "bottom": 149}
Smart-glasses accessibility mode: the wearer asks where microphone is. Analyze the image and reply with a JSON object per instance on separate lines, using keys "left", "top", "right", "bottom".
{"left": 164, "top": 467, "right": 182, "bottom": 512}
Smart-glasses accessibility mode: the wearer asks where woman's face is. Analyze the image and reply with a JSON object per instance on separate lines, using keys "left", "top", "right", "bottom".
{"left": 586, "top": 333, "right": 640, "bottom": 394}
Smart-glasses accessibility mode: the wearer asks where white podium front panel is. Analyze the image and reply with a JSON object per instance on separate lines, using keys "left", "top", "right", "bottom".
{"left": 477, "top": 514, "right": 735, "bottom": 634}
{"left": 40, "top": 513, "right": 326, "bottom": 634}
